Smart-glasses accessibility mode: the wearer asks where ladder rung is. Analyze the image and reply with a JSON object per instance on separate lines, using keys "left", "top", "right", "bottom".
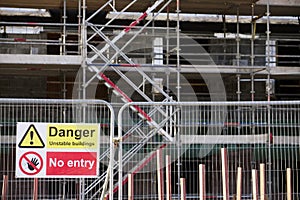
{"left": 147, "top": 121, "right": 173, "bottom": 142}
{"left": 121, "top": 98, "right": 129, "bottom": 103}
{"left": 104, "top": 82, "right": 112, "bottom": 88}
{"left": 112, "top": 89, "right": 121, "bottom": 96}
{"left": 138, "top": 113, "right": 147, "bottom": 120}
{"left": 146, "top": 120, "right": 154, "bottom": 128}
{"left": 66, "top": 32, "right": 80, "bottom": 36}
{"left": 158, "top": 129, "right": 173, "bottom": 142}
{"left": 130, "top": 105, "right": 138, "bottom": 112}
{"left": 88, "top": 66, "right": 95, "bottom": 72}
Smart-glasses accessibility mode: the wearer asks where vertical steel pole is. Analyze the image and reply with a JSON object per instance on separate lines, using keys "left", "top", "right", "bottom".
{"left": 251, "top": 3, "right": 255, "bottom": 67}
{"left": 222, "top": 14, "right": 227, "bottom": 65}
{"left": 166, "top": 5, "right": 170, "bottom": 97}
{"left": 236, "top": 6, "right": 240, "bottom": 68}
{"left": 166, "top": 5, "right": 171, "bottom": 133}
{"left": 62, "top": 72, "right": 66, "bottom": 200}
{"left": 166, "top": 5, "right": 170, "bottom": 67}
{"left": 266, "top": 0, "right": 271, "bottom": 101}
{"left": 82, "top": 0, "right": 87, "bottom": 101}
{"left": 62, "top": 0, "right": 67, "bottom": 55}
{"left": 251, "top": 74, "right": 255, "bottom": 101}
{"left": 176, "top": 0, "right": 182, "bottom": 199}
{"left": 236, "top": 7, "right": 241, "bottom": 157}
{"left": 78, "top": 0, "right": 81, "bottom": 55}
{"left": 118, "top": 109, "right": 123, "bottom": 200}
{"left": 236, "top": 6, "right": 241, "bottom": 101}
{"left": 176, "top": 0, "right": 181, "bottom": 101}
{"left": 266, "top": 1, "right": 272, "bottom": 200}
{"left": 109, "top": 107, "right": 115, "bottom": 200}
{"left": 80, "top": 0, "right": 87, "bottom": 199}
{"left": 99, "top": 103, "right": 115, "bottom": 199}
{"left": 250, "top": 3, "right": 255, "bottom": 102}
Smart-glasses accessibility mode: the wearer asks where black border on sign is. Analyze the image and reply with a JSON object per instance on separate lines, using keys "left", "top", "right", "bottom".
{"left": 18, "top": 124, "right": 45, "bottom": 148}
{"left": 19, "top": 151, "right": 43, "bottom": 176}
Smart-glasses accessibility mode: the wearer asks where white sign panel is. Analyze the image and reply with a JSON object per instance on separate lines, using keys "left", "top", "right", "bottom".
{"left": 16, "top": 122, "right": 100, "bottom": 178}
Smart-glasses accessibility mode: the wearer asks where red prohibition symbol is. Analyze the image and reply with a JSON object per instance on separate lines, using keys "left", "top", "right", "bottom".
{"left": 19, "top": 151, "right": 43, "bottom": 175}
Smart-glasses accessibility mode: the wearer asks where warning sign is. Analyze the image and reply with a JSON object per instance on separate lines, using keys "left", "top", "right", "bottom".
{"left": 19, "top": 151, "right": 43, "bottom": 175}
{"left": 46, "top": 124, "right": 98, "bottom": 149}
{"left": 18, "top": 124, "right": 45, "bottom": 148}
{"left": 16, "top": 122, "right": 100, "bottom": 178}
{"left": 46, "top": 152, "right": 97, "bottom": 176}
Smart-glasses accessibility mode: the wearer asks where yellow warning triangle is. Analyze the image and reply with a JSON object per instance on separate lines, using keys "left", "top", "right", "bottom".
{"left": 18, "top": 124, "right": 45, "bottom": 148}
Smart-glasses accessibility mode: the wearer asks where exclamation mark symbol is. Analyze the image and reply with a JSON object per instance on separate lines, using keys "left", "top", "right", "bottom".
{"left": 30, "top": 131, "right": 34, "bottom": 145}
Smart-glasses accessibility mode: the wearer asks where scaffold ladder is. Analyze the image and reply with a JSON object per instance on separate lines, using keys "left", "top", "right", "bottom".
{"left": 84, "top": 0, "right": 174, "bottom": 140}
{"left": 84, "top": 101, "right": 177, "bottom": 199}
{"left": 83, "top": 0, "right": 176, "bottom": 199}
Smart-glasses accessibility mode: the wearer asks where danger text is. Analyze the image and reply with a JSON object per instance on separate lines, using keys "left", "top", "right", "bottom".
{"left": 49, "top": 126, "right": 95, "bottom": 140}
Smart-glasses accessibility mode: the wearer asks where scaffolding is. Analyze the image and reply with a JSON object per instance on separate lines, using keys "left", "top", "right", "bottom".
{"left": 1, "top": 0, "right": 300, "bottom": 199}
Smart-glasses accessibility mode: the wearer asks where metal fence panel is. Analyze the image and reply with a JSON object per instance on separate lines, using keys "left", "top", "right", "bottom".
{"left": 116, "top": 101, "right": 300, "bottom": 200}
{"left": 2, "top": 100, "right": 300, "bottom": 199}
{"left": 0, "top": 99, "right": 114, "bottom": 199}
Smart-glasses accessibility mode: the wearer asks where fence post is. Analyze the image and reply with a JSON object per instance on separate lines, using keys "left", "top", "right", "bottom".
{"left": 236, "top": 167, "right": 242, "bottom": 200}
{"left": 157, "top": 149, "right": 164, "bottom": 200}
{"left": 252, "top": 169, "right": 258, "bottom": 200}
{"left": 128, "top": 174, "right": 134, "bottom": 200}
{"left": 33, "top": 178, "right": 38, "bottom": 200}
{"left": 166, "top": 155, "right": 172, "bottom": 200}
{"left": 221, "top": 148, "right": 229, "bottom": 200}
{"left": 260, "top": 164, "right": 266, "bottom": 200}
{"left": 1, "top": 175, "right": 8, "bottom": 200}
{"left": 180, "top": 178, "right": 186, "bottom": 200}
{"left": 287, "top": 168, "right": 292, "bottom": 200}
{"left": 199, "top": 164, "right": 206, "bottom": 200}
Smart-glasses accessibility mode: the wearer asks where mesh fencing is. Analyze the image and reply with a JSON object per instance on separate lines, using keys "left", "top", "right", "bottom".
{"left": 1, "top": 100, "right": 300, "bottom": 199}
{"left": 0, "top": 99, "right": 113, "bottom": 199}
{"left": 114, "top": 101, "right": 300, "bottom": 200}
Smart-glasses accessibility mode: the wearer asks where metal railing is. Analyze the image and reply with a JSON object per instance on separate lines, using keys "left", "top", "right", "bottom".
{"left": 1, "top": 99, "right": 300, "bottom": 199}
{"left": 115, "top": 101, "right": 300, "bottom": 200}
{"left": 0, "top": 22, "right": 81, "bottom": 55}
{"left": 1, "top": 21, "right": 299, "bottom": 67}
{"left": 0, "top": 98, "right": 114, "bottom": 200}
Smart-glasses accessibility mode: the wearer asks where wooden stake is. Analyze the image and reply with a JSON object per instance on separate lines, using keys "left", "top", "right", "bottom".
{"left": 180, "top": 178, "right": 186, "bottom": 200}
{"left": 252, "top": 169, "right": 258, "bottom": 200}
{"left": 236, "top": 167, "right": 242, "bottom": 200}
{"left": 287, "top": 168, "right": 292, "bottom": 200}
{"left": 166, "top": 155, "right": 172, "bottom": 200}
{"left": 260, "top": 164, "right": 266, "bottom": 200}
{"left": 76, "top": 181, "right": 79, "bottom": 200}
{"left": 33, "top": 178, "right": 38, "bottom": 200}
{"left": 128, "top": 174, "right": 134, "bottom": 200}
{"left": 221, "top": 148, "right": 229, "bottom": 200}
{"left": 1, "top": 175, "right": 8, "bottom": 200}
{"left": 104, "top": 194, "right": 109, "bottom": 200}
{"left": 157, "top": 149, "right": 164, "bottom": 200}
{"left": 199, "top": 164, "right": 206, "bottom": 200}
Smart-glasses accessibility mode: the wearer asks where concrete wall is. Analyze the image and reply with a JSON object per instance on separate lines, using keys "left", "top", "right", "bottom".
{"left": 0, "top": 33, "right": 47, "bottom": 55}
{"left": 0, "top": 75, "right": 47, "bottom": 98}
